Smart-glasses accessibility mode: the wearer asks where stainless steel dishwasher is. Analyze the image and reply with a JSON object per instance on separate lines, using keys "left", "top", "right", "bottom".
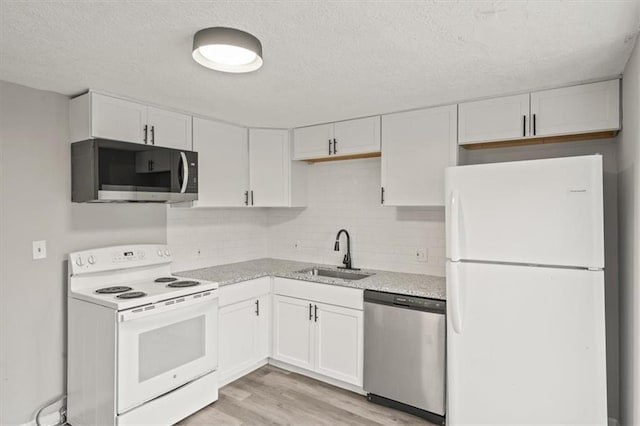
{"left": 363, "top": 290, "right": 446, "bottom": 425}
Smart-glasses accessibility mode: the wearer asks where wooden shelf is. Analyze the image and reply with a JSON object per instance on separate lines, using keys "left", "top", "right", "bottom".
{"left": 461, "top": 130, "right": 618, "bottom": 150}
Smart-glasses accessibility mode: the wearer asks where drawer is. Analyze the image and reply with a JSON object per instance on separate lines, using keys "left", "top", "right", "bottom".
{"left": 273, "top": 277, "right": 363, "bottom": 310}
{"left": 219, "top": 277, "right": 271, "bottom": 307}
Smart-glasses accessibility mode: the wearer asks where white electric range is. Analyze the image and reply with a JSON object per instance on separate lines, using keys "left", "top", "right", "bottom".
{"left": 67, "top": 244, "right": 219, "bottom": 426}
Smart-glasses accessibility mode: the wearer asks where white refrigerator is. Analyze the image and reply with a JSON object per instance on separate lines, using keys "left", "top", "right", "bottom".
{"left": 445, "top": 155, "right": 608, "bottom": 425}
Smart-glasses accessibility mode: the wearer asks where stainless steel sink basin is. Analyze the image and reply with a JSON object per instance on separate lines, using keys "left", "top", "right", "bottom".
{"left": 296, "top": 268, "right": 373, "bottom": 281}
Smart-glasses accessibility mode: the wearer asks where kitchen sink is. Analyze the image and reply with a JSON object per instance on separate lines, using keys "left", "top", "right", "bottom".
{"left": 296, "top": 268, "right": 373, "bottom": 281}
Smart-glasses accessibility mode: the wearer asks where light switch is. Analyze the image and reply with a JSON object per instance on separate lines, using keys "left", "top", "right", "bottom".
{"left": 416, "top": 248, "right": 427, "bottom": 262}
{"left": 33, "top": 240, "right": 47, "bottom": 260}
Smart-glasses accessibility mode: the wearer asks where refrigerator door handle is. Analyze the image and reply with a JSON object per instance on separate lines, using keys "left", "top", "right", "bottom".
{"left": 447, "top": 261, "right": 463, "bottom": 334}
{"left": 450, "top": 190, "right": 461, "bottom": 262}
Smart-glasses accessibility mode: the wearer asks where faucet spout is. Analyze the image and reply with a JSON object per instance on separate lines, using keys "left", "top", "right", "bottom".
{"left": 334, "top": 229, "right": 359, "bottom": 270}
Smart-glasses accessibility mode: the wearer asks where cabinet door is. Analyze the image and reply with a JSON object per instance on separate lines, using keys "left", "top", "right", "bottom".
{"left": 249, "top": 129, "right": 289, "bottom": 207}
{"left": 218, "top": 299, "right": 259, "bottom": 383}
{"left": 256, "top": 294, "right": 271, "bottom": 361}
{"left": 147, "top": 107, "right": 192, "bottom": 150}
{"left": 530, "top": 79, "right": 620, "bottom": 137}
{"left": 382, "top": 105, "right": 457, "bottom": 206}
{"left": 272, "top": 295, "right": 314, "bottom": 370}
{"left": 333, "top": 116, "right": 381, "bottom": 156}
{"left": 314, "top": 303, "right": 363, "bottom": 386}
{"left": 192, "top": 118, "right": 249, "bottom": 207}
{"left": 458, "top": 94, "right": 530, "bottom": 145}
{"left": 293, "top": 123, "right": 334, "bottom": 160}
{"left": 91, "top": 93, "right": 147, "bottom": 144}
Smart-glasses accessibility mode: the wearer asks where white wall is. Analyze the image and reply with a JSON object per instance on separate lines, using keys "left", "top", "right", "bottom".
{"left": 167, "top": 207, "right": 268, "bottom": 272}
{"left": 268, "top": 158, "right": 445, "bottom": 275}
{"left": 0, "top": 81, "right": 168, "bottom": 425}
{"left": 617, "top": 37, "right": 640, "bottom": 426}
{"left": 462, "top": 138, "right": 621, "bottom": 422}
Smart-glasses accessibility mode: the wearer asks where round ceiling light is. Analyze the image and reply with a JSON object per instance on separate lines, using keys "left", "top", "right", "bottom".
{"left": 192, "top": 27, "right": 263, "bottom": 73}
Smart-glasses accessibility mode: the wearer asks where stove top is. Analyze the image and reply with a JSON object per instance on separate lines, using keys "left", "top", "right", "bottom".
{"left": 96, "top": 286, "right": 132, "bottom": 294}
{"left": 168, "top": 280, "right": 200, "bottom": 288}
{"left": 154, "top": 277, "right": 178, "bottom": 283}
{"left": 116, "top": 291, "right": 147, "bottom": 299}
{"left": 71, "top": 275, "right": 218, "bottom": 310}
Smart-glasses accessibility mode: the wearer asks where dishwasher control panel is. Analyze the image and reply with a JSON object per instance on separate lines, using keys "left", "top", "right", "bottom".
{"left": 364, "top": 290, "right": 446, "bottom": 314}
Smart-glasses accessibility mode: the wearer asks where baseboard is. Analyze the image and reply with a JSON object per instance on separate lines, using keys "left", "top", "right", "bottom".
{"left": 19, "top": 410, "right": 62, "bottom": 426}
{"left": 268, "top": 358, "right": 365, "bottom": 395}
{"left": 218, "top": 359, "right": 269, "bottom": 388}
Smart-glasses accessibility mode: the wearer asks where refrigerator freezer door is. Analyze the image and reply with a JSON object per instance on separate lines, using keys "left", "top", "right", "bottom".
{"left": 446, "top": 261, "right": 607, "bottom": 426}
{"left": 445, "top": 155, "right": 604, "bottom": 268}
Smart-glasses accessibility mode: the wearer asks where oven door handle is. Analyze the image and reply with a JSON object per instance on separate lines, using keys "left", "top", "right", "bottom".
{"left": 118, "top": 289, "right": 218, "bottom": 322}
{"left": 179, "top": 152, "right": 189, "bottom": 194}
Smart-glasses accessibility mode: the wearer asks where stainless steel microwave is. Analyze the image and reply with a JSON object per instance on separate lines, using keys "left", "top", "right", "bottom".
{"left": 71, "top": 139, "right": 198, "bottom": 203}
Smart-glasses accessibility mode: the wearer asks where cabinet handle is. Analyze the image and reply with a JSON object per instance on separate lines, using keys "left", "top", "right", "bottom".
{"left": 328, "top": 139, "right": 332, "bottom": 155}
{"left": 522, "top": 115, "right": 526, "bottom": 137}
{"left": 251, "top": 190, "right": 254, "bottom": 206}
{"left": 309, "top": 303, "right": 313, "bottom": 321}
{"left": 381, "top": 187, "right": 385, "bottom": 204}
{"left": 533, "top": 114, "right": 536, "bottom": 136}
{"left": 314, "top": 304, "right": 318, "bottom": 322}
{"left": 333, "top": 138, "right": 337, "bottom": 155}
{"left": 255, "top": 299, "right": 260, "bottom": 316}
{"left": 150, "top": 125, "right": 155, "bottom": 145}
{"left": 143, "top": 125, "right": 148, "bottom": 144}
{"left": 244, "top": 191, "right": 249, "bottom": 206}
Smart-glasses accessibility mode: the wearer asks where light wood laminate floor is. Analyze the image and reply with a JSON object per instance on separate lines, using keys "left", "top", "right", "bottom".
{"left": 178, "top": 365, "right": 436, "bottom": 425}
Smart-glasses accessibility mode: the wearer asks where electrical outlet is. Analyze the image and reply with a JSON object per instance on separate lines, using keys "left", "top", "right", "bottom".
{"left": 294, "top": 241, "right": 301, "bottom": 250}
{"left": 32, "top": 240, "right": 47, "bottom": 260}
{"left": 416, "top": 248, "right": 427, "bottom": 262}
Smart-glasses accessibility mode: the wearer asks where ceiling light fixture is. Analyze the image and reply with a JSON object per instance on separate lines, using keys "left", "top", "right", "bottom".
{"left": 192, "top": 27, "right": 263, "bottom": 73}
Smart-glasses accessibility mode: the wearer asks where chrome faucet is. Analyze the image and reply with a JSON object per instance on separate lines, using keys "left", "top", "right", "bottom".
{"left": 334, "top": 229, "right": 359, "bottom": 270}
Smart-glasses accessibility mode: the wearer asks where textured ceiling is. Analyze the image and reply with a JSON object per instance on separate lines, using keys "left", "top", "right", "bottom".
{"left": 1, "top": 1, "right": 639, "bottom": 128}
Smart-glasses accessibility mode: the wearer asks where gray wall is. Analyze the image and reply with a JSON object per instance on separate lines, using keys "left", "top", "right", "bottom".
{"left": 617, "top": 37, "right": 640, "bottom": 426}
{"left": 462, "top": 138, "right": 621, "bottom": 422}
{"left": 0, "top": 81, "right": 167, "bottom": 425}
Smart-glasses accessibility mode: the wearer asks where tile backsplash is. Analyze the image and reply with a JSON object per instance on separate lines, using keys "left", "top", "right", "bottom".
{"left": 268, "top": 158, "right": 445, "bottom": 275}
{"left": 167, "top": 207, "right": 269, "bottom": 272}
{"left": 167, "top": 158, "right": 446, "bottom": 276}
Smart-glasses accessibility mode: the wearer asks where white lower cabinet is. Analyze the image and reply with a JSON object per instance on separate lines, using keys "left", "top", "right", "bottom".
{"left": 218, "top": 278, "right": 271, "bottom": 386}
{"left": 272, "top": 278, "right": 364, "bottom": 387}
{"left": 272, "top": 295, "right": 314, "bottom": 370}
{"left": 314, "top": 302, "right": 363, "bottom": 385}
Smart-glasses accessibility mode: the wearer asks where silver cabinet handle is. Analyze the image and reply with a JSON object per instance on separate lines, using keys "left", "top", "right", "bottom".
{"left": 328, "top": 139, "right": 332, "bottom": 155}
{"left": 151, "top": 125, "right": 155, "bottom": 145}
{"left": 309, "top": 303, "right": 313, "bottom": 321}
{"left": 333, "top": 138, "right": 337, "bottom": 155}
{"left": 255, "top": 299, "right": 260, "bottom": 316}
{"left": 143, "top": 125, "right": 148, "bottom": 144}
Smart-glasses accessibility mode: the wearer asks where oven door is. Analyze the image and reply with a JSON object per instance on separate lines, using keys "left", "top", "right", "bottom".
{"left": 117, "top": 294, "right": 218, "bottom": 413}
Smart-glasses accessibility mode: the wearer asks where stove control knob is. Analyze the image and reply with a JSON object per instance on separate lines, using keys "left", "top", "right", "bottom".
{"left": 75, "top": 256, "right": 84, "bottom": 266}
{"left": 87, "top": 255, "right": 95, "bottom": 265}
{"left": 164, "top": 249, "right": 171, "bottom": 257}
{"left": 157, "top": 250, "right": 163, "bottom": 257}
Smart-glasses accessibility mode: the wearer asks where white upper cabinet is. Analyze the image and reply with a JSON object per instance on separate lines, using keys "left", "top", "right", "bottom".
{"left": 147, "top": 107, "right": 192, "bottom": 150}
{"left": 293, "top": 116, "right": 380, "bottom": 160}
{"left": 458, "top": 79, "right": 620, "bottom": 146}
{"left": 293, "top": 123, "right": 334, "bottom": 160}
{"left": 381, "top": 105, "right": 457, "bottom": 206}
{"left": 70, "top": 92, "right": 192, "bottom": 150}
{"left": 192, "top": 117, "right": 248, "bottom": 207}
{"left": 83, "top": 93, "right": 148, "bottom": 144}
{"left": 332, "top": 116, "right": 381, "bottom": 157}
{"left": 458, "top": 94, "right": 530, "bottom": 145}
{"left": 249, "top": 129, "right": 291, "bottom": 207}
{"left": 530, "top": 79, "right": 620, "bottom": 137}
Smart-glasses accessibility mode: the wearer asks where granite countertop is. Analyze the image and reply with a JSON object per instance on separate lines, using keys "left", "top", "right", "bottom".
{"left": 175, "top": 258, "right": 446, "bottom": 300}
